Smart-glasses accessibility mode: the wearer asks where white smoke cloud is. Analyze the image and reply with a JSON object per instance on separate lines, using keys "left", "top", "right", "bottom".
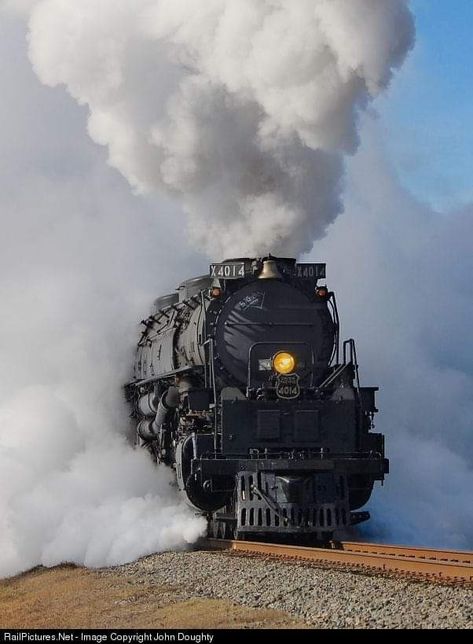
{"left": 0, "top": 0, "right": 37, "bottom": 16}
{"left": 17, "top": 0, "right": 414, "bottom": 259}
{"left": 0, "top": 387, "right": 205, "bottom": 575}
{"left": 0, "top": 15, "right": 205, "bottom": 579}
{"left": 315, "top": 124, "right": 473, "bottom": 548}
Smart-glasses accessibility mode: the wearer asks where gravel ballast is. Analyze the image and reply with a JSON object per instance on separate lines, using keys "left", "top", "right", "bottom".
{"left": 106, "top": 550, "right": 473, "bottom": 629}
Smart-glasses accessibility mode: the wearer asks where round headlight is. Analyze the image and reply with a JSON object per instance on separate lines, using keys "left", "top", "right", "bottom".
{"left": 273, "top": 351, "right": 296, "bottom": 375}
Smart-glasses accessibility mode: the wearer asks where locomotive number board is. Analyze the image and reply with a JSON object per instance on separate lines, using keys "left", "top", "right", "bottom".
{"left": 210, "top": 261, "right": 326, "bottom": 280}
{"left": 210, "top": 262, "right": 246, "bottom": 279}
{"left": 294, "top": 263, "right": 326, "bottom": 279}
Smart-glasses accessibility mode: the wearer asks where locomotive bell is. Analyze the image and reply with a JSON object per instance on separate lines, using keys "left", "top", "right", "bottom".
{"left": 258, "top": 259, "right": 282, "bottom": 279}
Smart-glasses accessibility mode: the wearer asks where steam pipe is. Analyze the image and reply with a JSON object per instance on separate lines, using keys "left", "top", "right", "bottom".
{"left": 154, "top": 386, "right": 179, "bottom": 429}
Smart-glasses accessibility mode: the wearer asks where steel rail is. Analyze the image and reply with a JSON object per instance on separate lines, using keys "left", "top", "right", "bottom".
{"left": 337, "top": 541, "right": 473, "bottom": 565}
{"left": 203, "top": 539, "right": 473, "bottom": 583}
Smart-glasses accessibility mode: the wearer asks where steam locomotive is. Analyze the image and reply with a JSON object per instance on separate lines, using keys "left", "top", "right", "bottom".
{"left": 125, "top": 257, "right": 388, "bottom": 540}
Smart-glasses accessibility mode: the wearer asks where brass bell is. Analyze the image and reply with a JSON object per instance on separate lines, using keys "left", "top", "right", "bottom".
{"left": 258, "top": 259, "right": 282, "bottom": 279}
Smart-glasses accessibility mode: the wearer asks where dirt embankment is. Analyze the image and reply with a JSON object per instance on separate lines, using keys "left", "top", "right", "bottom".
{"left": 0, "top": 564, "right": 304, "bottom": 629}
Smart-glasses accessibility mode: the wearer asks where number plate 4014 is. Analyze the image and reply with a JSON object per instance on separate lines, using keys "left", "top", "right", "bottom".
{"left": 276, "top": 374, "right": 301, "bottom": 400}
{"left": 210, "top": 262, "right": 246, "bottom": 279}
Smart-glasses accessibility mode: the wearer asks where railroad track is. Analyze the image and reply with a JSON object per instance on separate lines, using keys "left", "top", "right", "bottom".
{"left": 203, "top": 538, "right": 473, "bottom": 584}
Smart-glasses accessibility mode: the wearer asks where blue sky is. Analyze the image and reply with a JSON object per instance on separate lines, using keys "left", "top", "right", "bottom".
{"left": 376, "top": 0, "right": 473, "bottom": 211}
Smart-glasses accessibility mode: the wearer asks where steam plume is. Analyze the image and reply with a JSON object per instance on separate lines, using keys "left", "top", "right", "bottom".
{"left": 0, "top": 13, "right": 205, "bottom": 579}
{"left": 316, "top": 124, "right": 473, "bottom": 548}
{"left": 23, "top": 0, "right": 414, "bottom": 258}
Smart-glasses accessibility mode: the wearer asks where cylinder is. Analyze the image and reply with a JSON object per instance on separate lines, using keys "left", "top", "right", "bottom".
{"left": 137, "top": 418, "right": 157, "bottom": 442}
{"left": 137, "top": 392, "right": 158, "bottom": 417}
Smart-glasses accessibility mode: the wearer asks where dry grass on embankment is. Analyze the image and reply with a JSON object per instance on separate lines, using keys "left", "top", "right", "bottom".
{"left": 0, "top": 564, "right": 305, "bottom": 629}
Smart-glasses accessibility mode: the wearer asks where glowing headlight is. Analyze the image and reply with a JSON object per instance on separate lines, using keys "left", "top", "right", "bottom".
{"left": 273, "top": 351, "right": 296, "bottom": 375}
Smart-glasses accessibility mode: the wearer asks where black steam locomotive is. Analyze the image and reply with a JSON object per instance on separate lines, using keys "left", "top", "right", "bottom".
{"left": 125, "top": 257, "right": 388, "bottom": 540}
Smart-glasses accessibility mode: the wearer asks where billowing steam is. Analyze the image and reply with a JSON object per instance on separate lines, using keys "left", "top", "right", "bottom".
{"left": 0, "top": 12, "right": 206, "bottom": 579}
{"left": 316, "top": 125, "right": 473, "bottom": 548}
{"left": 20, "top": 0, "right": 414, "bottom": 258}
